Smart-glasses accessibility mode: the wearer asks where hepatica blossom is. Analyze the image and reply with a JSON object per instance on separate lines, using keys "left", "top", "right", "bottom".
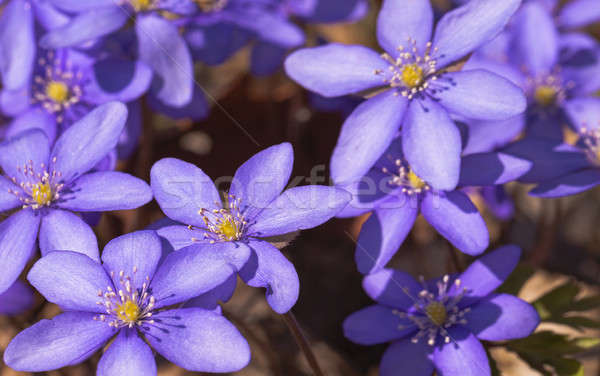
{"left": 343, "top": 245, "right": 540, "bottom": 376}
{"left": 505, "top": 97, "right": 600, "bottom": 197}
{"left": 0, "top": 0, "right": 68, "bottom": 94}
{"left": 0, "top": 102, "right": 152, "bottom": 294}
{"left": 338, "top": 138, "right": 530, "bottom": 274}
{"left": 285, "top": 0, "right": 526, "bottom": 190}
{"left": 465, "top": 1, "right": 600, "bottom": 140}
{"left": 3, "top": 230, "right": 251, "bottom": 374}
{"left": 151, "top": 142, "right": 351, "bottom": 313}
{"left": 1, "top": 48, "right": 151, "bottom": 143}
{"left": 535, "top": 0, "right": 600, "bottom": 30}
{"left": 41, "top": 0, "right": 198, "bottom": 107}
{"left": 186, "top": 0, "right": 368, "bottom": 75}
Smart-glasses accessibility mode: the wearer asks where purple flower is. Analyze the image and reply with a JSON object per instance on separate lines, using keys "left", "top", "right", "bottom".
{"left": 0, "top": 281, "right": 34, "bottom": 315}
{"left": 504, "top": 97, "right": 600, "bottom": 197}
{"left": 0, "top": 0, "right": 69, "bottom": 94}
{"left": 186, "top": 0, "right": 368, "bottom": 75}
{"left": 465, "top": 2, "right": 600, "bottom": 140}
{"left": 151, "top": 142, "right": 351, "bottom": 313}
{"left": 3, "top": 230, "right": 251, "bottom": 374}
{"left": 284, "top": 0, "right": 526, "bottom": 189}
{"left": 2, "top": 48, "right": 150, "bottom": 145}
{"left": 0, "top": 102, "right": 152, "bottom": 294}
{"left": 535, "top": 0, "right": 600, "bottom": 30}
{"left": 337, "top": 138, "right": 530, "bottom": 274}
{"left": 343, "top": 245, "right": 540, "bottom": 376}
{"left": 40, "top": 0, "right": 198, "bottom": 107}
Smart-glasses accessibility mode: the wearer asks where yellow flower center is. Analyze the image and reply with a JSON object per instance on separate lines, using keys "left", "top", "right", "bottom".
{"left": 534, "top": 85, "right": 557, "bottom": 107}
{"left": 401, "top": 64, "right": 424, "bottom": 88}
{"left": 45, "top": 81, "right": 69, "bottom": 103}
{"left": 217, "top": 217, "right": 239, "bottom": 241}
{"left": 130, "top": 0, "right": 151, "bottom": 11}
{"left": 407, "top": 170, "right": 426, "bottom": 190}
{"left": 32, "top": 182, "right": 53, "bottom": 206}
{"left": 425, "top": 301, "right": 447, "bottom": 327}
{"left": 116, "top": 300, "right": 140, "bottom": 323}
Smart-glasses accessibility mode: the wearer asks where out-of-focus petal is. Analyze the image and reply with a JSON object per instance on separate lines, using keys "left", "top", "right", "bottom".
{"left": 137, "top": 14, "right": 193, "bottom": 107}
{"left": 40, "top": 6, "right": 128, "bottom": 48}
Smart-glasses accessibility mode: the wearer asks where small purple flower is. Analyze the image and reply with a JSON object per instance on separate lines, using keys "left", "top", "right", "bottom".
{"left": 337, "top": 137, "right": 530, "bottom": 274}
{"left": 185, "top": 0, "right": 368, "bottom": 75}
{"left": 284, "top": 0, "right": 526, "bottom": 189}
{"left": 0, "top": 102, "right": 152, "bottom": 294}
{"left": 3, "top": 230, "right": 251, "bottom": 374}
{"left": 151, "top": 142, "right": 351, "bottom": 313}
{"left": 536, "top": 0, "right": 600, "bottom": 30}
{"left": 0, "top": 281, "right": 34, "bottom": 315}
{"left": 226, "top": 0, "right": 369, "bottom": 75}
{"left": 505, "top": 97, "right": 600, "bottom": 197}
{"left": 0, "top": 0, "right": 69, "bottom": 94}
{"left": 343, "top": 245, "right": 540, "bottom": 376}
{"left": 2, "top": 48, "right": 150, "bottom": 145}
{"left": 465, "top": 2, "right": 600, "bottom": 140}
{"left": 40, "top": 0, "right": 198, "bottom": 107}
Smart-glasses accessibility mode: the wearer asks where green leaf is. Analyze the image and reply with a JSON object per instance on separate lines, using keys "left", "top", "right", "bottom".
{"left": 533, "top": 282, "right": 580, "bottom": 319}
{"left": 550, "top": 316, "right": 600, "bottom": 331}
{"left": 497, "top": 264, "right": 534, "bottom": 296}
{"left": 507, "top": 331, "right": 596, "bottom": 357}
{"left": 570, "top": 296, "right": 600, "bottom": 311}
{"left": 547, "top": 358, "right": 584, "bottom": 376}
{"left": 573, "top": 337, "right": 600, "bottom": 350}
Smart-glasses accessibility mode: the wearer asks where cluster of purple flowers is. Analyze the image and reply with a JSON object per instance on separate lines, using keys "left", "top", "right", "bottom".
{"left": 0, "top": 0, "right": 598, "bottom": 374}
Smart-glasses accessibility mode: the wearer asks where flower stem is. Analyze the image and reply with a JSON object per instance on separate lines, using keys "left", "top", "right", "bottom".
{"left": 282, "top": 312, "right": 325, "bottom": 376}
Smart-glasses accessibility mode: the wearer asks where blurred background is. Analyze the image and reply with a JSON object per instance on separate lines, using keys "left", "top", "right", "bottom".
{"left": 1, "top": 0, "right": 599, "bottom": 375}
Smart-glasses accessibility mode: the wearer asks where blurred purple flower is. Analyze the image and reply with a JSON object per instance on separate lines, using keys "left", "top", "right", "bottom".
{"left": 2, "top": 48, "right": 150, "bottom": 147}
{"left": 187, "top": 0, "right": 369, "bottom": 75}
{"left": 150, "top": 142, "right": 351, "bottom": 313}
{"left": 465, "top": 2, "right": 600, "bottom": 140}
{"left": 0, "top": 0, "right": 70, "bottom": 94}
{"left": 3, "top": 230, "right": 251, "bottom": 374}
{"left": 504, "top": 97, "right": 600, "bottom": 197}
{"left": 343, "top": 245, "right": 540, "bottom": 376}
{"left": 0, "top": 102, "right": 152, "bottom": 295}
{"left": 336, "top": 138, "right": 530, "bottom": 274}
{"left": 533, "top": 0, "right": 600, "bottom": 30}
{"left": 40, "top": 0, "right": 199, "bottom": 107}
{"left": 0, "top": 281, "right": 34, "bottom": 315}
{"left": 285, "top": 0, "right": 526, "bottom": 190}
